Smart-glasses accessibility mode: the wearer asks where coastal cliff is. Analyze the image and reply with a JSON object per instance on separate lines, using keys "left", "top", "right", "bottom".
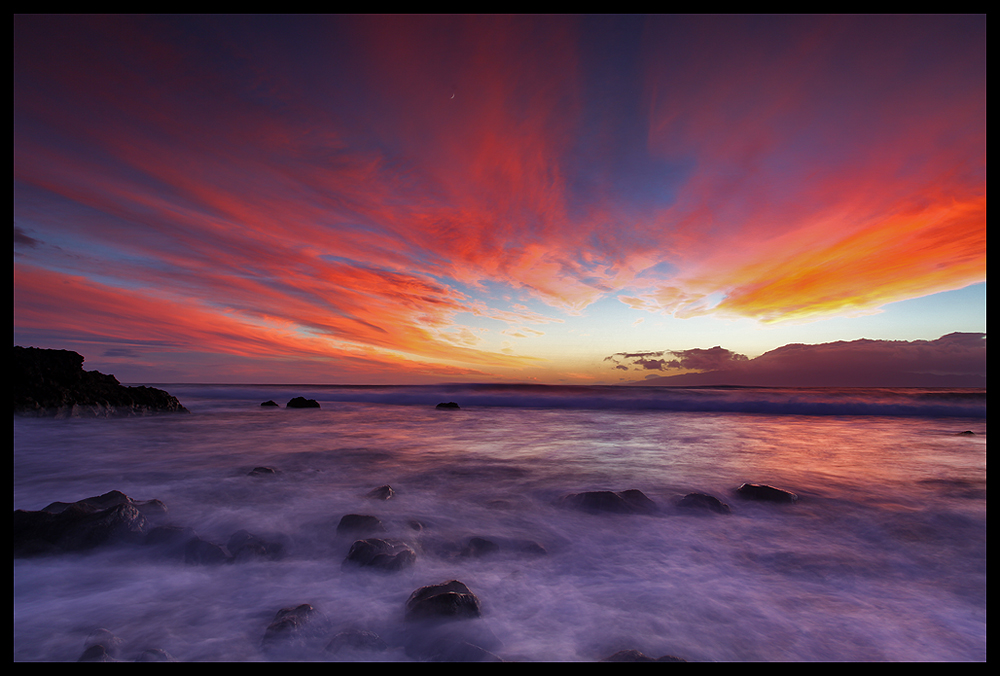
{"left": 13, "top": 346, "right": 188, "bottom": 417}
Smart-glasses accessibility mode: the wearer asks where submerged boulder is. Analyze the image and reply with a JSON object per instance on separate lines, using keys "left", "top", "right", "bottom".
{"left": 343, "top": 538, "right": 416, "bottom": 571}
{"left": 227, "top": 529, "right": 287, "bottom": 562}
{"left": 261, "top": 604, "right": 325, "bottom": 654}
{"left": 14, "top": 346, "right": 188, "bottom": 417}
{"left": 560, "top": 489, "right": 657, "bottom": 515}
{"left": 677, "top": 492, "right": 731, "bottom": 514}
{"left": 260, "top": 400, "right": 280, "bottom": 407}
{"left": 603, "top": 649, "right": 687, "bottom": 662}
{"left": 405, "top": 580, "right": 482, "bottom": 621}
{"left": 336, "top": 514, "right": 386, "bottom": 537}
{"left": 435, "top": 402, "right": 461, "bottom": 410}
{"left": 366, "top": 484, "right": 395, "bottom": 500}
{"left": 735, "top": 483, "right": 799, "bottom": 503}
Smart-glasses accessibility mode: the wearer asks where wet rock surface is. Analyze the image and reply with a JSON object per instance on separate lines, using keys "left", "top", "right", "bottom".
{"left": 677, "top": 492, "right": 732, "bottom": 514}
{"left": 343, "top": 538, "right": 416, "bottom": 571}
{"left": 405, "top": 580, "right": 482, "bottom": 621}
{"left": 14, "top": 493, "right": 153, "bottom": 556}
{"left": 736, "top": 482, "right": 799, "bottom": 503}
{"left": 560, "top": 489, "right": 657, "bottom": 514}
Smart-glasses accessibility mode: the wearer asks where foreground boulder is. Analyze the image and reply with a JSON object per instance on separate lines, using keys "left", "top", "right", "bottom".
{"left": 736, "top": 483, "right": 799, "bottom": 503}
{"left": 343, "top": 538, "right": 416, "bottom": 571}
{"left": 405, "top": 580, "right": 482, "bottom": 621}
{"left": 560, "top": 489, "right": 657, "bottom": 515}
{"left": 14, "top": 346, "right": 188, "bottom": 417}
{"left": 14, "top": 496, "right": 151, "bottom": 556}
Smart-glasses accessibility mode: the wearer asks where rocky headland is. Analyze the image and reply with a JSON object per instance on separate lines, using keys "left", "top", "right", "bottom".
{"left": 13, "top": 346, "right": 187, "bottom": 417}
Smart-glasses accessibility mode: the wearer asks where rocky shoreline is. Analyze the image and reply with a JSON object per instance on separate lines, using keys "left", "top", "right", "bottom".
{"left": 14, "top": 474, "right": 806, "bottom": 662}
{"left": 13, "top": 346, "right": 188, "bottom": 417}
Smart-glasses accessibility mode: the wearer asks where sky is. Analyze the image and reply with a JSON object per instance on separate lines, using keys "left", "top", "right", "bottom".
{"left": 13, "top": 14, "right": 986, "bottom": 386}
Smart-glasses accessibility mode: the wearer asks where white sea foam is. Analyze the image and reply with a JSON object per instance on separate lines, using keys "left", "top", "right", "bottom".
{"left": 13, "top": 386, "right": 987, "bottom": 661}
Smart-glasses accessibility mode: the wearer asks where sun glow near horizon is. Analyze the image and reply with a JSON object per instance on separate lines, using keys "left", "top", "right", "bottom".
{"left": 14, "top": 15, "right": 985, "bottom": 386}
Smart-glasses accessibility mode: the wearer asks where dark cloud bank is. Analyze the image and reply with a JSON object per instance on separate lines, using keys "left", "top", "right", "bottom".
{"left": 606, "top": 333, "right": 985, "bottom": 387}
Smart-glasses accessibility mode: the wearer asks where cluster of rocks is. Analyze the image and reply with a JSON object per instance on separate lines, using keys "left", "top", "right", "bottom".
{"left": 263, "top": 397, "right": 321, "bottom": 409}
{"left": 13, "top": 346, "right": 188, "bottom": 417}
{"left": 15, "top": 459, "right": 799, "bottom": 660}
{"left": 556, "top": 482, "right": 798, "bottom": 519}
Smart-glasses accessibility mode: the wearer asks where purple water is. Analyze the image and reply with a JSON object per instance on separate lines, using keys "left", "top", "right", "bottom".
{"left": 13, "top": 385, "right": 986, "bottom": 661}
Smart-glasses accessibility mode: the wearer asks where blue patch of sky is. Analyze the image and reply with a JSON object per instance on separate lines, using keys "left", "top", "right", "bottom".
{"left": 565, "top": 15, "right": 692, "bottom": 220}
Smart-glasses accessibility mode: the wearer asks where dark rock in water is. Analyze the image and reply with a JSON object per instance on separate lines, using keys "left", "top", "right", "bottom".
{"left": 184, "top": 537, "right": 229, "bottom": 565}
{"left": 262, "top": 604, "right": 325, "bottom": 653}
{"left": 14, "top": 495, "right": 152, "bottom": 557}
{"left": 956, "top": 430, "right": 976, "bottom": 436}
{"left": 78, "top": 629, "right": 124, "bottom": 662}
{"left": 134, "top": 648, "right": 177, "bottom": 662}
{"left": 366, "top": 484, "right": 395, "bottom": 500}
{"left": 435, "top": 402, "right": 461, "bottom": 409}
{"left": 286, "top": 396, "right": 320, "bottom": 409}
{"left": 13, "top": 346, "right": 188, "bottom": 417}
{"left": 261, "top": 400, "right": 280, "bottom": 407}
{"left": 336, "top": 514, "right": 386, "bottom": 537}
{"left": 248, "top": 466, "right": 278, "bottom": 476}
{"left": 325, "top": 628, "right": 388, "bottom": 655}
{"left": 461, "top": 536, "right": 500, "bottom": 557}
{"left": 343, "top": 538, "right": 416, "bottom": 571}
{"left": 603, "top": 649, "right": 687, "bottom": 662}
{"left": 561, "top": 489, "right": 657, "bottom": 515}
{"left": 42, "top": 489, "right": 166, "bottom": 518}
{"left": 405, "top": 580, "right": 482, "bottom": 621}
{"left": 227, "top": 529, "right": 287, "bottom": 562}
{"left": 78, "top": 644, "right": 120, "bottom": 662}
{"left": 677, "top": 492, "right": 732, "bottom": 514}
{"left": 736, "top": 482, "right": 799, "bottom": 503}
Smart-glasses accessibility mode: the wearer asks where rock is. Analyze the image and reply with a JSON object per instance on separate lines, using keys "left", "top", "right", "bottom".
{"left": 956, "top": 430, "right": 976, "bottom": 436}
{"left": 435, "top": 402, "right": 461, "bottom": 409}
{"left": 134, "top": 648, "right": 177, "bottom": 662}
{"left": 603, "top": 649, "right": 687, "bottom": 662}
{"left": 78, "top": 629, "right": 125, "bottom": 662}
{"left": 14, "top": 346, "right": 188, "bottom": 417}
{"left": 286, "top": 396, "right": 320, "bottom": 409}
{"left": 183, "top": 537, "right": 229, "bottom": 565}
{"left": 42, "top": 490, "right": 166, "bottom": 518}
{"left": 677, "top": 492, "right": 731, "bottom": 514}
{"left": 405, "top": 580, "right": 482, "bottom": 621}
{"left": 262, "top": 604, "right": 322, "bottom": 653}
{"left": 560, "top": 489, "right": 657, "bottom": 515}
{"left": 366, "top": 484, "right": 395, "bottom": 500}
{"left": 261, "top": 400, "right": 280, "bottom": 407}
{"left": 248, "top": 466, "right": 278, "bottom": 476}
{"left": 736, "top": 482, "right": 799, "bottom": 503}
{"left": 325, "top": 628, "right": 388, "bottom": 655}
{"left": 336, "top": 514, "right": 386, "bottom": 537}
{"left": 343, "top": 538, "right": 416, "bottom": 571}
{"left": 227, "top": 529, "right": 286, "bottom": 562}
{"left": 14, "top": 498, "right": 150, "bottom": 556}
{"left": 461, "top": 536, "right": 500, "bottom": 557}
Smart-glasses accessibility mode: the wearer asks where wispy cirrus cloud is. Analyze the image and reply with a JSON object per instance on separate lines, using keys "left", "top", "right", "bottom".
{"left": 14, "top": 15, "right": 985, "bottom": 382}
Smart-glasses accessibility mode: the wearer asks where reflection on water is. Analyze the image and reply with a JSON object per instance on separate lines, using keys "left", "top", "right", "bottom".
{"left": 13, "top": 388, "right": 986, "bottom": 661}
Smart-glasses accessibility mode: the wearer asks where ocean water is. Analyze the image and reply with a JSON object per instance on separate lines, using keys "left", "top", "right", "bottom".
{"left": 13, "top": 385, "right": 986, "bottom": 662}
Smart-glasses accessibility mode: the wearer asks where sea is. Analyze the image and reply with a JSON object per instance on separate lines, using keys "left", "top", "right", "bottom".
{"left": 13, "top": 384, "right": 987, "bottom": 662}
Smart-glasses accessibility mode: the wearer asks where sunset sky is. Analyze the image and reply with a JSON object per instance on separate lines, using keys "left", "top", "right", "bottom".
{"left": 14, "top": 15, "right": 986, "bottom": 386}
